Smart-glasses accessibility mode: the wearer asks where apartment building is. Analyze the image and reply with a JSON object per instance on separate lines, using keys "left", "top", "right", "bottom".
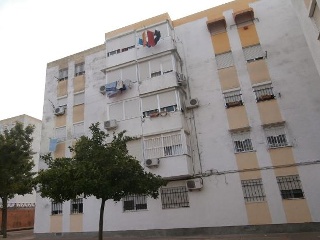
{"left": 0, "top": 114, "right": 41, "bottom": 205}
{"left": 35, "top": 0, "right": 320, "bottom": 237}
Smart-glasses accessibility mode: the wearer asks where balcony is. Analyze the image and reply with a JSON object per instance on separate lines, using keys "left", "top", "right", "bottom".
{"left": 136, "top": 36, "right": 176, "bottom": 60}
{"left": 105, "top": 48, "right": 136, "bottom": 69}
{"left": 139, "top": 71, "right": 184, "bottom": 95}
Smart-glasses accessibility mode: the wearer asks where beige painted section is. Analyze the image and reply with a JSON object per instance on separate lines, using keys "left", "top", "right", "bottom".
{"left": 105, "top": 13, "right": 172, "bottom": 39}
{"left": 304, "top": 0, "right": 312, "bottom": 8}
{"left": 212, "top": 33, "right": 231, "bottom": 55}
{"left": 173, "top": 0, "right": 256, "bottom": 27}
{"left": 226, "top": 106, "right": 250, "bottom": 130}
{"left": 54, "top": 143, "right": 65, "bottom": 158}
{"left": 283, "top": 199, "right": 312, "bottom": 223}
{"left": 57, "top": 80, "right": 67, "bottom": 97}
{"left": 73, "top": 75, "right": 85, "bottom": 93}
{"left": 258, "top": 100, "right": 283, "bottom": 125}
{"left": 269, "top": 148, "right": 298, "bottom": 176}
{"left": 236, "top": 152, "right": 261, "bottom": 180}
{"left": 70, "top": 214, "right": 83, "bottom": 232}
{"left": 247, "top": 60, "right": 270, "bottom": 84}
{"left": 47, "top": 44, "right": 105, "bottom": 69}
{"left": 218, "top": 67, "right": 240, "bottom": 90}
{"left": 73, "top": 104, "right": 84, "bottom": 123}
{"left": 50, "top": 215, "right": 62, "bottom": 233}
{"left": 55, "top": 115, "right": 66, "bottom": 128}
{"left": 246, "top": 202, "right": 272, "bottom": 224}
{"left": 238, "top": 24, "right": 260, "bottom": 48}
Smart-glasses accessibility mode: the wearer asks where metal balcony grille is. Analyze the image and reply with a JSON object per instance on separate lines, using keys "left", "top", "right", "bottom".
{"left": 51, "top": 202, "right": 63, "bottom": 215}
{"left": 123, "top": 195, "right": 147, "bottom": 211}
{"left": 224, "top": 90, "right": 243, "bottom": 108}
{"left": 70, "top": 198, "right": 83, "bottom": 214}
{"left": 161, "top": 186, "right": 189, "bottom": 209}
{"left": 276, "top": 175, "right": 304, "bottom": 199}
{"left": 265, "top": 126, "right": 288, "bottom": 148}
{"left": 232, "top": 131, "right": 253, "bottom": 153}
{"left": 241, "top": 179, "right": 266, "bottom": 202}
{"left": 254, "top": 83, "right": 275, "bottom": 102}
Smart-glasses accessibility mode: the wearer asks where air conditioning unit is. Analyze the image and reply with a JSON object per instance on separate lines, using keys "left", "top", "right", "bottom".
{"left": 185, "top": 98, "right": 199, "bottom": 109}
{"left": 100, "top": 85, "right": 106, "bottom": 94}
{"left": 104, "top": 119, "right": 117, "bottom": 130}
{"left": 186, "top": 178, "right": 203, "bottom": 191}
{"left": 54, "top": 106, "right": 65, "bottom": 116}
{"left": 144, "top": 158, "right": 160, "bottom": 168}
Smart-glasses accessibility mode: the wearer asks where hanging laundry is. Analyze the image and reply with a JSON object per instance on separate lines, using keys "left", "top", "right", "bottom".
{"left": 154, "top": 30, "right": 161, "bottom": 45}
{"left": 116, "top": 80, "right": 124, "bottom": 90}
{"left": 138, "top": 38, "right": 143, "bottom": 45}
{"left": 142, "top": 31, "right": 147, "bottom": 47}
{"left": 49, "top": 138, "right": 58, "bottom": 152}
{"left": 147, "top": 30, "right": 155, "bottom": 47}
{"left": 105, "top": 82, "right": 119, "bottom": 97}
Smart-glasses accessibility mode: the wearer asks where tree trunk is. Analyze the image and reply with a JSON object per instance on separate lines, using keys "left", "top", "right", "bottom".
{"left": 1, "top": 196, "right": 8, "bottom": 238}
{"left": 98, "top": 198, "right": 106, "bottom": 240}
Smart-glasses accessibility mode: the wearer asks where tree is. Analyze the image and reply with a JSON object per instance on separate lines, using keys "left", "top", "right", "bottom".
{"left": 36, "top": 123, "right": 166, "bottom": 240}
{"left": 0, "top": 122, "right": 35, "bottom": 238}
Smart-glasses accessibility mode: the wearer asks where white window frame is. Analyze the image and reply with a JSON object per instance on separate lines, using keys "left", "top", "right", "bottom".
{"left": 243, "top": 44, "right": 265, "bottom": 63}
{"left": 140, "top": 54, "right": 175, "bottom": 80}
{"left": 73, "top": 121, "right": 84, "bottom": 139}
{"left": 231, "top": 131, "right": 254, "bottom": 153}
{"left": 223, "top": 89, "right": 243, "bottom": 108}
{"left": 55, "top": 126, "right": 66, "bottom": 143}
{"left": 75, "top": 62, "right": 85, "bottom": 76}
{"left": 264, "top": 125, "right": 289, "bottom": 148}
{"left": 253, "top": 82, "right": 275, "bottom": 102}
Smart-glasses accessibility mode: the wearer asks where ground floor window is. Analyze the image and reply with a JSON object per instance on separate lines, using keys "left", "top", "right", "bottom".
{"left": 276, "top": 175, "right": 304, "bottom": 199}
{"left": 161, "top": 186, "right": 189, "bottom": 209}
{"left": 123, "top": 195, "right": 147, "bottom": 211}
{"left": 70, "top": 198, "right": 83, "bottom": 214}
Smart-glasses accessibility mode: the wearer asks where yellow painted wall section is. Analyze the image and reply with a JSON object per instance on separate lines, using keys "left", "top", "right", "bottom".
{"left": 57, "top": 80, "right": 67, "bottom": 97}
{"left": 73, "top": 75, "right": 85, "bottom": 93}
{"left": 238, "top": 24, "right": 260, "bottom": 47}
{"left": 247, "top": 60, "right": 270, "bottom": 84}
{"left": 70, "top": 214, "right": 83, "bottom": 232}
{"left": 173, "top": 0, "right": 256, "bottom": 27}
{"left": 105, "top": 13, "right": 171, "bottom": 39}
{"left": 269, "top": 148, "right": 298, "bottom": 176}
{"left": 55, "top": 115, "right": 66, "bottom": 128}
{"left": 54, "top": 143, "right": 65, "bottom": 158}
{"left": 212, "top": 33, "right": 231, "bottom": 55}
{"left": 50, "top": 215, "right": 62, "bottom": 233}
{"left": 218, "top": 67, "right": 240, "bottom": 90}
{"left": 246, "top": 202, "right": 272, "bottom": 225}
{"left": 257, "top": 100, "right": 283, "bottom": 125}
{"left": 236, "top": 152, "right": 261, "bottom": 180}
{"left": 226, "top": 106, "right": 250, "bottom": 130}
{"left": 73, "top": 104, "right": 84, "bottom": 123}
{"left": 283, "top": 199, "right": 312, "bottom": 223}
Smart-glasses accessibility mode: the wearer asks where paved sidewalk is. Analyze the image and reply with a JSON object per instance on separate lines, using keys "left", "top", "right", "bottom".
{"left": 2, "top": 229, "right": 320, "bottom": 240}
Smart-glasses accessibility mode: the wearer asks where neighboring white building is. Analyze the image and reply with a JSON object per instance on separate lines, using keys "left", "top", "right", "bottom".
{"left": 35, "top": 0, "right": 320, "bottom": 237}
{"left": 0, "top": 114, "right": 41, "bottom": 206}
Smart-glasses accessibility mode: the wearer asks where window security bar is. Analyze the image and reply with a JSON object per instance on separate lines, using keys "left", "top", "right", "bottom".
{"left": 276, "top": 175, "right": 304, "bottom": 199}
{"left": 241, "top": 179, "right": 266, "bottom": 202}
{"left": 161, "top": 186, "right": 189, "bottom": 209}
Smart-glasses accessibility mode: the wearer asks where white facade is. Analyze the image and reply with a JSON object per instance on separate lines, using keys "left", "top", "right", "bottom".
{"left": 35, "top": 0, "right": 320, "bottom": 237}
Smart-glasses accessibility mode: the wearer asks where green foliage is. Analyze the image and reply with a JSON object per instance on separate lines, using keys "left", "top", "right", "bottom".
{"left": 0, "top": 122, "right": 35, "bottom": 200}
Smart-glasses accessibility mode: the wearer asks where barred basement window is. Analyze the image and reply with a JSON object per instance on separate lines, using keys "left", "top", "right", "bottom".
{"left": 75, "top": 62, "right": 85, "bottom": 76}
{"left": 70, "top": 198, "right": 83, "bottom": 214}
{"left": 276, "top": 175, "right": 304, "bottom": 199}
{"left": 223, "top": 89, "right": 243, "bottom": 108}
{"left": 123, "top": 195, "right": 147, "bottom": 211}
{"left": 59, "top": 68, "right": 68, "bottom": 81}
{"left": 216, "top": 51, "right": 234, "bottom": 69}
{"left": 232, "top": 131, "right": 253, "bottom": 153}
{"left": 264, "top": 125, "right": 289, "bottom": 148}
{"left": 51, "top": 202, "right": 63, "bottom": 215}
{"left": 241, "top": 179, "right": 266, "bottom": 202}
{"left": 161, "top": 186, "right": 189, "bottom": 209}
{"left": 253, "top": 83, "right": 275, "bottom": 102}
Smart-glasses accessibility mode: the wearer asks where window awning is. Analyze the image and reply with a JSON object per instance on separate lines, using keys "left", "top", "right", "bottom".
{"left": 233, "top": 7, "right": 254, "bottom": 24}
{"left": 206, "top": 17, "right": 227, "bottom": 35}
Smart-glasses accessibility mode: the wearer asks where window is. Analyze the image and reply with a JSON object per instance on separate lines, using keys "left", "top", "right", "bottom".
{"left": 139, "top": 55, "right": 174, "bottom": 80}
{"left": 70, "top": 198, "right": 83, "bottom": 214}
{"left": 109, "top": 98, "right": 140, "bottom": 121}
{"left": 107, "top": 49, "right": 121, "bottom": 57}
{"left": 73, "top": 122, "right": 84, "bottom": 139}
{"left": 207, "top": 18, "right": 227, "bottom": 35}
{"left": 243, "top": 44, "right": 265, "bottom": 62}
{"left": 59, "top": 68, "right": 68, "bottom": 81}
{"left": 253, "top": 82, "right": 275, "bottom": 102}
{"left": 144, "top": 132, "right": 185, "bottom": 159}
{"left": 57, "top": 96, "right": 67, "bottom": 107}
{"left": 161, "top": 186, "right": 189, "bottom": 209}
{"left": 123, "top": 195, "right": 147, "bottom": 211}
{"left": 223, "top": 89, "right": 243, "bottom": 108}
{"left": 215, "top": 51, "right": 234, "bottom": 69}
{"left": 241, "top": 179, "right": 266, "bottom": 202}
{"left": 55, "top": 126, "right": 66, "bottom": 142}
{"left": 264, "top": 125, "right": 289, "bottom": 148}
{"left": 276, "top": 175, "right": 304, "bottom": 199}
{"left": 51, "top": 202, "right": 63, "bottom": 215}
{"left": 75, "top": 62, "right": 85, "bottom": 76}
{"left": 74, "top": 92, "right": 85, "bottom": 106}
{"left": 231, "top": 131, "right": 253, "bottom": 153}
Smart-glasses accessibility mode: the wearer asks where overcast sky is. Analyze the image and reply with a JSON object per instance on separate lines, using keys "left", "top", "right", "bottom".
{"left": 0, "top": 0, "right": 231, "bottom": 121}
